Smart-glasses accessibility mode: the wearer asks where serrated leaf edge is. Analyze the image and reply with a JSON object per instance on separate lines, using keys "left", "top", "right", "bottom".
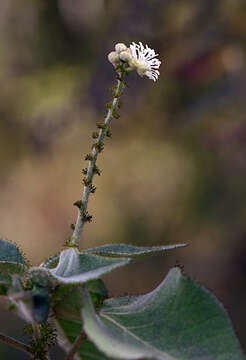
{"left": 84, "top": 243, "right": 187, "bottom": 258}
{"left": 0, "top": 238, "right": 29, "bottom": 266}
{"left": 0, "top": 261, "right": 27, "bottom": 270}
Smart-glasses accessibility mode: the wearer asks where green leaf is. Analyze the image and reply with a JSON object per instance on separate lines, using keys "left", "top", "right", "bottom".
{"left": 86, "top": 279, "right": 108, "bottom": 309}
{"left": 54, "top": 285, "right": 84, "bottom": 320}
{"left": 54, "top": 281, "right": 107, "bottom": 323}
{"left": 0, "top": 239, "right": 27, "bottom": 264}
{"left": 82, "top": 267, "right": 245, "bottom": 360}
{"left": 0, "top": 239, "right": 27, "bottom": 284}
{"left": 32, "top": 286, "right": 50, "bottom": 323}
{"left": 86, "top": 279, "right": 108, "bottom": 299}
{"left": 0, "top": 263, "right": 26, "bottom": 284}
{"left": 85, "top": 243, "right": 186, "bottom": 258}
{"left": 41, "top": 254, "right": 59, "bottom": 269}
{"left": 0, "top": 283, "right": 8, "bottom": 295}
{"left": 77, "top": 339, "right": 113, "bottom": 359}
{"left": 54, "top": 289, "right": 92, "bottom": 358}
{"left": 49, "top": 248, "right": 131, "bottom": 284}
{"left": 54, "top": 281, "right": 110, "bottom": 359}
{"left": 57, "top": 318, "right": 113, "bottom": 359}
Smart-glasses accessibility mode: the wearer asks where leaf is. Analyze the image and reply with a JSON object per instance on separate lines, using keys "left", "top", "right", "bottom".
{"left": 77, "top": 339, "right": 114, "bottom": 360}
{"left": 86, "top": 279, "right": 108, "bottom": 309}
{"left": 54, "top": 285, "right": 84, "bottom": 320}
{"left": 41, "top": 254, "right": 59, "bottom": 269}
{"left": 0, "top": 283, "right": 8, "bottom": 295}
{"left": 82, "top": 267, "right": 245, "bottom": 360}
{"left": 0, "top": 239, "right": 27, "bottom": 264}
{"left": 54, "top": 280, "right": 108, "bottom": 321}
{"left": 54, "top": 281, "right": 110, "bottom": 359}
{"left": 32, "top": 286, "right": 50, "bottom": 323}
{"left": 85, "top": 243, "right": 187, "bottom": 258}
{"left": 0, "top": 239, "right": 27, "bottom": 284}
{"left": 8, "top": 276, "right": 35, "bottom": 323}
{"left": 49, "top": 248, "right": 131, "bottom": 284}
{"left": 0, "top": 263, "right": 26, "bottom": 284}
{"left": 57, "top": 318, "right": 113, "bottom": 359}
{"left": 86, "top": 279, "right": 108, "bottom": 298}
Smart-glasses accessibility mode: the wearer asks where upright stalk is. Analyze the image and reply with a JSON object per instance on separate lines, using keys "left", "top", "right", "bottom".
{"left": 71, "top": 70, "right": 125, "bottom": 247}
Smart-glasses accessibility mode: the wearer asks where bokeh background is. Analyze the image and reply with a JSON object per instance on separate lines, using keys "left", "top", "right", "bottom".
{"left": 1, "top": 0, "right": 246, "bottom": 358}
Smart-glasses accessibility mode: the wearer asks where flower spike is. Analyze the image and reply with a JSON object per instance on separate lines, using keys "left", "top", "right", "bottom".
{"left": 108, "top": 42, "right": 161, "bottom": 81}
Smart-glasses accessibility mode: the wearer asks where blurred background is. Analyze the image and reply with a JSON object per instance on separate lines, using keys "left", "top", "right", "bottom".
{"left": 0, "top": 0, "right": 246, "bottom": 357}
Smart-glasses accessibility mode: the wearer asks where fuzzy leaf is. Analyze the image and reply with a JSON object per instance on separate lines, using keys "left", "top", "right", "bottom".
{"left": 54, "top": 285, "right": 84, "bottom": 320}
{"left": 0, "top": 263, "right": 26, "bottom": 284}
{"left": 54, "top": 280, "right": 108, "bottom": 321}
{"left": 54, "top": 281, "right": 109, "bottom": 358}
{"left": 42, "top": 254, "right": 59, "bottom": 269}
{"left": 49, "top": 248, "right": 131, "bottom": 284}
{"left": 54, "top": 290, "right": 109, "bottom": 360}
{"left": 32, "top": 287, "right": 50, "bottom": 323}
{"left": 0, "top": 239, "right": 27, "bottom": 284}
{"left": 86, "top": 279, "right": 108, "bottom": 309}
{"left": 77, "top": 339, "right": 113, "bottom": 359}
{"left": 82, "top": 267, "right": 245, "bottom": 360}
{"left": 57, "top": 318, "right": 113, "bottom": 359}
{"left": 0, "top": 239, "right": 26, "bottom": 264}
{"left": 85, "top": 243, "right": 186, "bottom": 258}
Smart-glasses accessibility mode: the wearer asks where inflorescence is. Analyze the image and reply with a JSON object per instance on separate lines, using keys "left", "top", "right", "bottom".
{"left": 108, "top": 42, "right": 161, "bottom": 81}
{"left": 71, "top": 41, "right": 160, "bottom": 246}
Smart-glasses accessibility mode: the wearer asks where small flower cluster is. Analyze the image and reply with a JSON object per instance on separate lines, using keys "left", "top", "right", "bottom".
{"left": 108, "top": 42, "right": 161, "bottom": 81}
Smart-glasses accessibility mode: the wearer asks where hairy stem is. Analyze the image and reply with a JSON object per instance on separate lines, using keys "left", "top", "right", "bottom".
{"left": 0, "top": 332, "right": 33, "bottom": 357}
{"left": 71, "top": 71, "right": 125, "bottom": 247}
{"left": 66, "top": 331, "right": 87, "bottom": 360}
{"left": 53, "top": 319, "right": 81, "bottom": 360}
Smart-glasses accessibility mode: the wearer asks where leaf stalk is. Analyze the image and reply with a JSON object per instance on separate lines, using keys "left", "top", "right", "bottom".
{"left": 66, "top": 331, "right": 87, "bottom": 360}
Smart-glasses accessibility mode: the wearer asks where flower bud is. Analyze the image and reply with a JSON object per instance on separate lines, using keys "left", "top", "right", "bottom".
{"left": 108, "top": 51, "right": 120, "bottom": 66}
{"left": 115, "top": 43, "right": 127, "bottom": 53}
{"left": 119, "top": 49, "right": 132, "bottom": 63}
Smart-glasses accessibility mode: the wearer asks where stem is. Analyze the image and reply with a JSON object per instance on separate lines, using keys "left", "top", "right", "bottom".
{"left": 71, "top": 71, "right": 125, "bottom": 247}
{"left": 0, "top": 332, "right": 33, "bottom": 357}
{"left": 66, "top": 331, "right": 87, "bottom": 360}
{"left": 53, "top": 319, "right": 80, "bottom": 360}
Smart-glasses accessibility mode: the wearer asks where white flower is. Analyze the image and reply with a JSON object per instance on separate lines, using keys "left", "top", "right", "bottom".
{"left": 129, "top": 42, "right": 161, "bottom": 81}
